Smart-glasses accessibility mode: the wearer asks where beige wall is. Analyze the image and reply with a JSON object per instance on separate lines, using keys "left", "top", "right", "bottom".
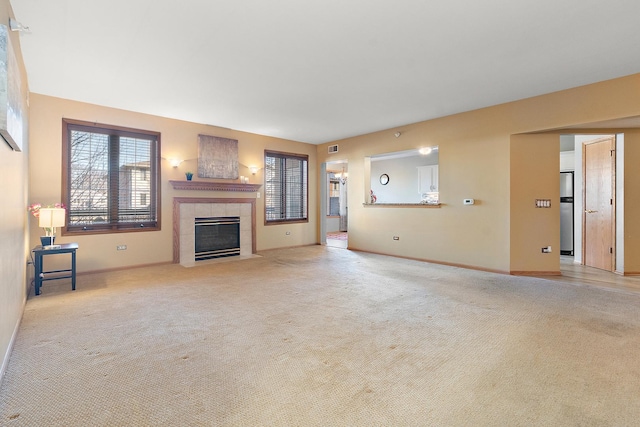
{"left": 0, "top": 0, "right": 30, "bottom": 381}
{"left": 510, "top": 133, "right": 560, "bottom": 274}
{"left": 318, "top": 110, "right": 512, "bottom": 272}
{"left": 317, "top": 74, "right": 640, "bottom": 274}
{"left": 29, "top": 94, "right": 317, "bottom": 273}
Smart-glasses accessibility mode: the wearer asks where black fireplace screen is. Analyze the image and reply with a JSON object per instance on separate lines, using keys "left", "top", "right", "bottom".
{"left": 194, "top": 217, "right": 240, "bottom": 261}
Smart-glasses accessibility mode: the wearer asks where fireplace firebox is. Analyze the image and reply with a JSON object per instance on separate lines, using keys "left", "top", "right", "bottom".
{"left": 194, "top": 217, "right": 240, "bottom": 261}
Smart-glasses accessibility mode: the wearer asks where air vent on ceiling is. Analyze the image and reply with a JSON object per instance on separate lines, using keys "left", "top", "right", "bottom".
{"left": 328, "top": 144, "right": 338, "bottom": 154}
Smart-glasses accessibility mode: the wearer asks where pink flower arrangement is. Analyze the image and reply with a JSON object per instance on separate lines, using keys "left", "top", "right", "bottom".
{"left": 27, "top": 202, "right": 66, "bottom": 218}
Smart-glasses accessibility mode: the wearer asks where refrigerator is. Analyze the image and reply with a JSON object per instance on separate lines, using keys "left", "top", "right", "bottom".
{"left": 560, "top": 172, "right": 574, "bottom": 255}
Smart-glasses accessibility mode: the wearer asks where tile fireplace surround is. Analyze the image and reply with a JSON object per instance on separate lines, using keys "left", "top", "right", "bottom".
{"left": 173, "top": 197, "right": 257, "bottom": 266}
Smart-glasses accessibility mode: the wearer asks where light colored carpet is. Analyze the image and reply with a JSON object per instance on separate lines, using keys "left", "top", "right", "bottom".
{"left": 1, "top": 246, "right": 640, "bottom": 426}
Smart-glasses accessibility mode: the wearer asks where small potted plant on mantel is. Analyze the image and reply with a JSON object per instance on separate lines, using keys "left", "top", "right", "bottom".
{"left": 185, "top": 172, "right": 193, "bottom": 181}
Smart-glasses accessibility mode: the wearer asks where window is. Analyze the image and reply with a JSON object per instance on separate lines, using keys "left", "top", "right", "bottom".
{"left": 264, "top": 150, "right": 308, "bottom": 223}
{"left": 62, "top": 119, "right": 161, "bottom": 234}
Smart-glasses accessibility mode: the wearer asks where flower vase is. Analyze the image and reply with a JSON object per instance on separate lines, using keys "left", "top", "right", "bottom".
{"left": 40, "top": 236, "right": 55, "bottom": 246}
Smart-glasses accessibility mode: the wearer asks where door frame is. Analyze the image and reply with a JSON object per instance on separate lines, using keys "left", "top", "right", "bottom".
{"left": 322, "top": 160, "right": 348, "bottom": 245}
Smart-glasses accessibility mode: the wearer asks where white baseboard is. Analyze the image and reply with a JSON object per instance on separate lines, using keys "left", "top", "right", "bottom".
{"left": 0, "top": 302, "right": 25, "bottom": 387}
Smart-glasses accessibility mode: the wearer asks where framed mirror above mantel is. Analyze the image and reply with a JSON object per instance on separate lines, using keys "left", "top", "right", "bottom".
{"left": 169, "top": 180, "right": 262, "bottom": 192}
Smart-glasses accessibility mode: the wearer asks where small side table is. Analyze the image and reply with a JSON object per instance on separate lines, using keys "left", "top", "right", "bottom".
{"left": 32, "top": 243, "right": 79, "bottom": 295}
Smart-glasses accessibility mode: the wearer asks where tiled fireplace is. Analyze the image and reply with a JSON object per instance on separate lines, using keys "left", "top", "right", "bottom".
{"left": 173, "top": 197, "right": 256, "bottom": 266}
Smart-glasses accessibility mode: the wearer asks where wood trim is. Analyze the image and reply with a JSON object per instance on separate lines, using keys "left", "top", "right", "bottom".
{"left": 510, "top": 271, "right": 562, "bottom": 276}
{"left": 615, "top": 271, "right": 640, "bottom": 276}
{"left": 348, "top": 248, "right": 510, "bottom": 275}
{"left": 75, "top": 261, "right": 172, "bottom": 276}
{"left": 61, "top": 118, "right": 160, "bottom": 137}
{"left": 362, "top": 203, "right": 442, "bottom": 208}
{"left": 264, "top": 149, "right": 309, "bottom": 162}
{"left": 264, "top": 218, "right": 308, "bottom": 226}
{"left": 172, "top": 197, "right": 257, "bottom": 263}
{"left": 170, "top": 180, "right": 261, "bottom": 192}
{"left": 258, "top": 243, "right": 318, "bottom": 254}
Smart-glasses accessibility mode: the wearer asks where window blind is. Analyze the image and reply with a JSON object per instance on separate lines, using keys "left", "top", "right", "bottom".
{"left": 265, "top": 151, "right": 308, "bottom": 223}
{"left": 63, "top": 119, "right": 160, "bottom": 234}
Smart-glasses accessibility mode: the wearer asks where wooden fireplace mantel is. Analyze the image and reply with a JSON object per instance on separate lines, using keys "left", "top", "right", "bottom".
{"left": 169, "top": 180, "right": 262, "bottom": 192}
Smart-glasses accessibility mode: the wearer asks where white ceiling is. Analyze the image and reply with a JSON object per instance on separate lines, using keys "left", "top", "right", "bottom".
{"left": 10, "top": 0, "right": 640, "bottom": 144}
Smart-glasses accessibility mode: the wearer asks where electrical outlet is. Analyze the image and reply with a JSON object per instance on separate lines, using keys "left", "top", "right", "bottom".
{"left": 256, "top": 192, "right": 260, "bottom": 198}
{"left": 541, "top": 246, "right": 552, "bottom": 253}
{"left": 117, "top": 245, "right": 127, "bottom": 251}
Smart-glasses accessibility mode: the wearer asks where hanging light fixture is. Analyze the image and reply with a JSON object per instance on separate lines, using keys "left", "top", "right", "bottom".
{"left": 335, "top": 167, "right": 348, "bottom": 185}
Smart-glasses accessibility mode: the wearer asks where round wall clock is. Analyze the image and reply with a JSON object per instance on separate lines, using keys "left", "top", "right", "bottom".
{"left": 380, "top": 173, "right": 389, "bottom": 185}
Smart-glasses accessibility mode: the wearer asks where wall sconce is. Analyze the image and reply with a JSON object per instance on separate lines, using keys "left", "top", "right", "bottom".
{"left": 249, "top": 166, "right": 258, "bottom": 175}
{"left": 394, "top": 132, "right": 401, "bottom": 138}
{"left": 169, "top": 158, "right": 183, "bottom": 168}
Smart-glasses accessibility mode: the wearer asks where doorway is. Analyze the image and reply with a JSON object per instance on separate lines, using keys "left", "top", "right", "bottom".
{"left": 582, "top": 136, "right": 615, "bottom": 271}
{"left": 324, "top": 161, "right": 348, "bottom": 248}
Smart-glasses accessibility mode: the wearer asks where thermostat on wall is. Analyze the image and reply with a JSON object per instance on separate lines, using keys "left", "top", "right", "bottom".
{"left": 463, "top": 199, "right": 475, "bottom": 205}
